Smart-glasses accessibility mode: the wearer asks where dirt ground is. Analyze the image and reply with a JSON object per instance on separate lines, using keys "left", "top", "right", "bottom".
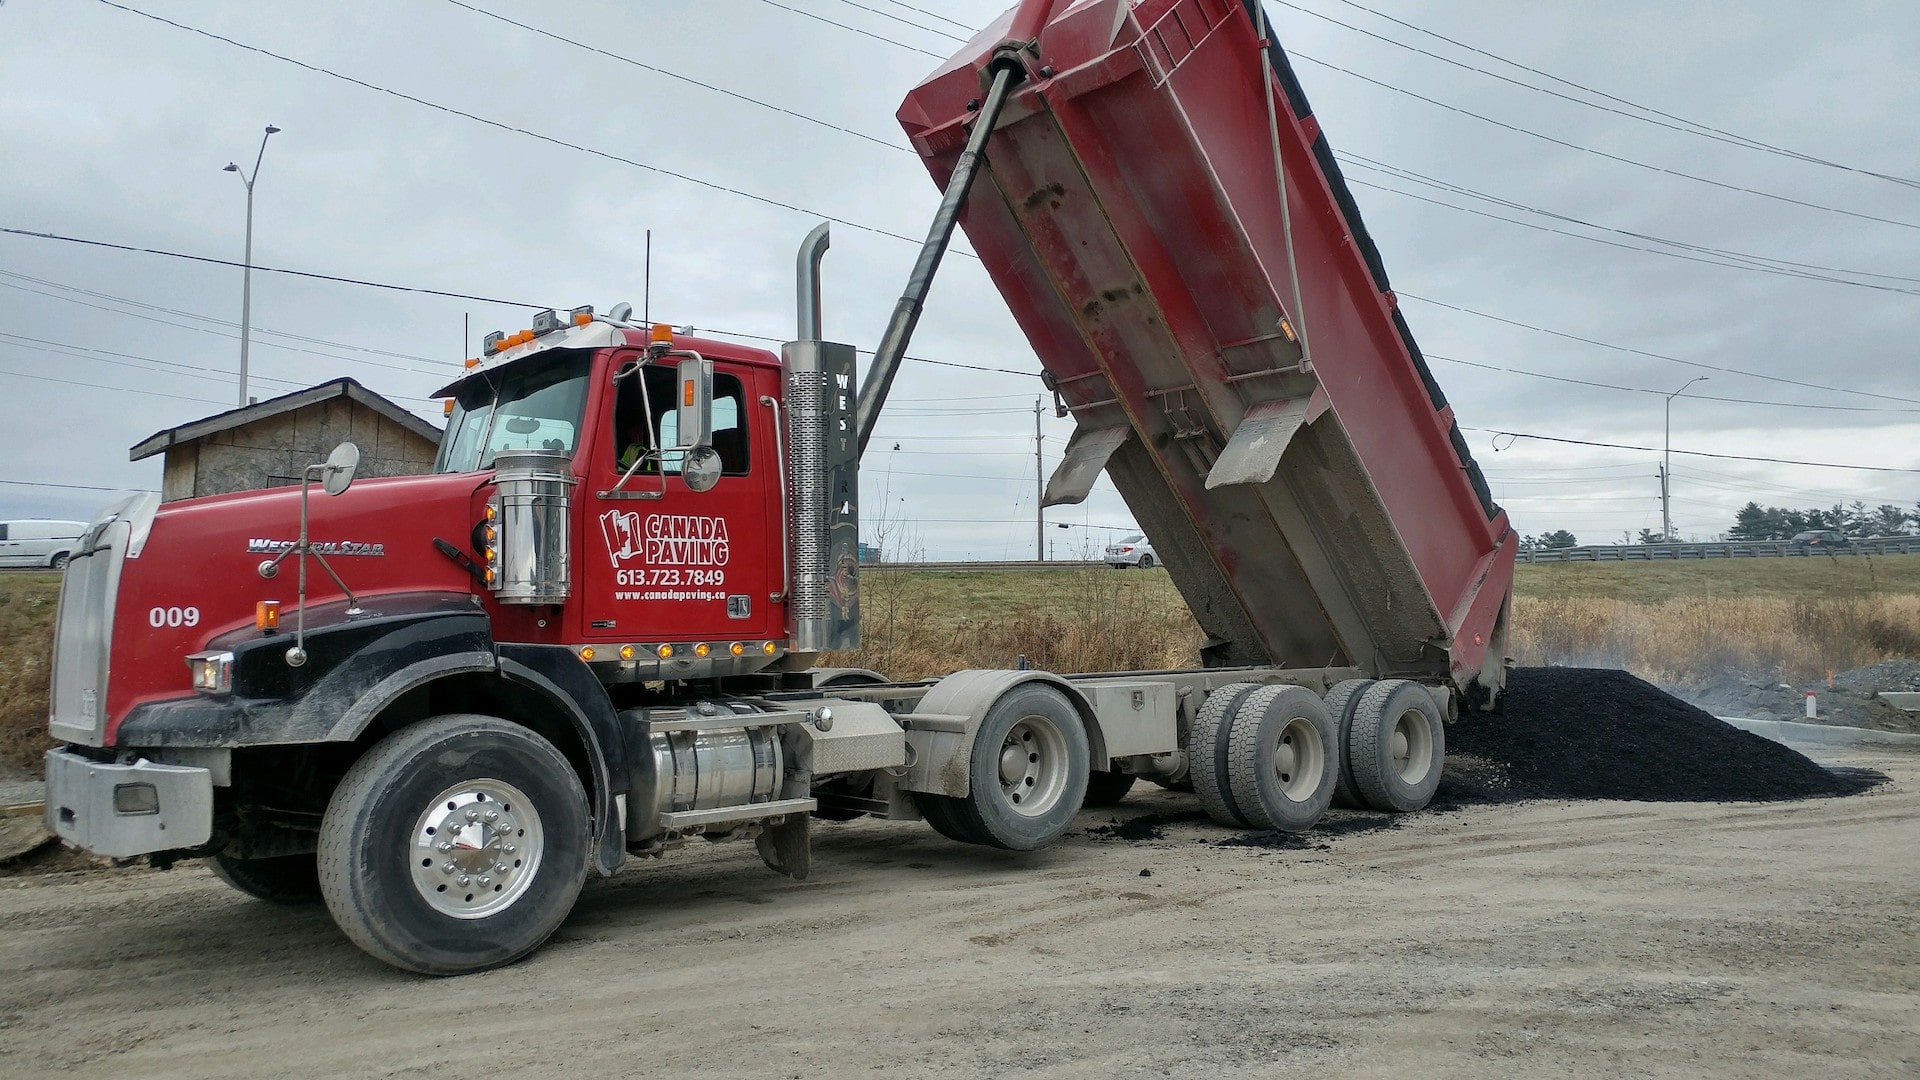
{"left": 2, "top": 746, "right": 1916, "bottom": 1079}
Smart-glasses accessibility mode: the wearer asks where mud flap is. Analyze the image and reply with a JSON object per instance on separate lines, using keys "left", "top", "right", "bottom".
{"left": 1205, "top": 398, "right": 1312, "bottom": 489}
{"left": 1043, "top": 425, "right": 1130, "bottom": 507}
{"left": 755, "top": 812, "right": 811, "bottom": 880}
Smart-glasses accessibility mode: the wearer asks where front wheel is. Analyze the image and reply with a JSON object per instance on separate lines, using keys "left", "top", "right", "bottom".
{"left": 318, "top": 715, "right": 591, "bottom": 975}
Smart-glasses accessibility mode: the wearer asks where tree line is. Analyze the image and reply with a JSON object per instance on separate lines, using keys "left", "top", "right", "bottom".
{"left": 1726, "top": 501, "right": 1917, "bottom": 541}
{"left": 1519, "top": 500, "right": 1918, "bottom": 550}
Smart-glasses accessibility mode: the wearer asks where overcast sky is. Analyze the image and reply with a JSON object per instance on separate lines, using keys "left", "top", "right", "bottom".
{"left": 2, "top": 0, "right": 1917, "bottom": 557}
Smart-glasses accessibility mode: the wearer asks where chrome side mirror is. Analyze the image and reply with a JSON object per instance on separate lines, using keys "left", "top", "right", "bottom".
{"left": 682, "top": 445, "right": 722, "bottom": 493}
{"left": 322, "top": 441, "right": 360, "bottom": 496}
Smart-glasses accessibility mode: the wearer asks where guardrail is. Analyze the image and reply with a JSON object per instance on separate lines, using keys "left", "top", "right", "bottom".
{"left": 1518, "top": 538, "right": 1920, "bottom": 563}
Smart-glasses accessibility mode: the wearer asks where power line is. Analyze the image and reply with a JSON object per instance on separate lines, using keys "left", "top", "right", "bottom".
{"left": 1318, "top": 0, "right": 1920, "bottom": 190}
{"left": 1, "top": 334, "right": 444, "bottom": 406}
{"left": 1426, "top": 352, "right": 1920, "bottom": 414}
{"left": 1338, "top": 159, "right": 1920, "bottom": 295}
{"left": 1400, "top": 292, "right": 1920, "bottom": 407}
{"left": 747, "top": 0, "right": 947, "bottom": 57}
{"left": 0, "top": 361, "right": 221, "bottom": 405}
{"left": 94, "top": 1, "right": 929, "bottom": 247}
{"left": 0, "top": 270, "right": 459, "bottom": 364}
{"left": 1469, "top": 427, "right": 1920, "bottom": 474}
{"left": 822, "top": 0, "right": 968, "bottom": 41}
{"left": 441, "top": 1, "right": 906, "bottom": 154}
{"left": 873, "top": 0, "right": 974, "bottom": 34}
{"left": 0, "top": 479, "right": 158, "bottom": 493}
{"left": 1, "top": 276, "right": 458, "bottom": 381}
{"left": 1286, "top": 48, "right": 1920, "bottom": 233}
{"left": 2, "top": 225, "right": 549, "bottom": 308}
{"left": 2, "top": 227, "right": 1037, "bottom": 381}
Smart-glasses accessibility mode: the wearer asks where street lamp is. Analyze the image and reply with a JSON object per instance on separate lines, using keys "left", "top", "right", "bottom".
{"left": 224, "top": 124, "right": 280, "bottom": 407}
{"left": 1662, "top": 375, "right": 1708, "bottom": 542}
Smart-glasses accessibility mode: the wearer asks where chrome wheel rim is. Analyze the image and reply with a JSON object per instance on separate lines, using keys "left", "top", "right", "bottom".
{"left": 1272, "top": 715, "right": 1324, "bottom": 801}
{"left": 409, "top": 778, "right": 543, "bottom": 920}
{"left": 1391, "top": 708, "right": 1435, "bottom": 785}
{"left": 998, "top": 716, "right": 1070, "bottom": 817}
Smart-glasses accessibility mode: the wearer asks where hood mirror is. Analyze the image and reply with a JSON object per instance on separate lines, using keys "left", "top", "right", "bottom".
{"left": 323, "top": 442, "right": 360, "bottom": 496}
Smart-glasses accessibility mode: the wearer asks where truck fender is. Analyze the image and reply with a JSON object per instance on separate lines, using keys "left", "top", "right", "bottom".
{"left": 496, "top": 644, "right": 629, "bottom": 878}
{"left": 899, "top": 669, "right": 1103, "bottom": 798}
{"left": 323, "top": 650, "right": 499, "bottom": 742}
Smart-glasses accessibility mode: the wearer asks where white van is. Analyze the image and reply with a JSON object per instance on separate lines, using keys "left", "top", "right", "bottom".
{"left": 0, "top": 520, "right": 89, "bottom": 570}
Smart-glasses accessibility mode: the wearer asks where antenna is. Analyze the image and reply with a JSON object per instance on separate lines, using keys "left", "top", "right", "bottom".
{"left": 643, "top": 229, "right": 652, "bottom": 325}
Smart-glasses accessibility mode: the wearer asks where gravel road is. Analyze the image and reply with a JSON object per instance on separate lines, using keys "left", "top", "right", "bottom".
{"left": 2, "top": 746, "right": 1915, "bottom": 1079}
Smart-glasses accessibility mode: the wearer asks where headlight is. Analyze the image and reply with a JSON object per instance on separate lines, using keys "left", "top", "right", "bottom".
{"left": 186, "top": 651, "right": 234, "bottom": 694}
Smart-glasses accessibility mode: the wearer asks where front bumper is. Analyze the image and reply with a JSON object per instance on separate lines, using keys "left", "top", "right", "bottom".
{"left": 44, "top": 748, "right": 213, "bottom": 858}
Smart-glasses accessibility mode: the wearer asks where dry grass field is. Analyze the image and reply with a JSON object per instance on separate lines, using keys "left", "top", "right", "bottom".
{"left": 3, "top": 555, "right": 1916, "bottom": 773}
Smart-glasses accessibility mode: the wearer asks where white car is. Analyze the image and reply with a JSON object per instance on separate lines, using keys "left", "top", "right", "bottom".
{"left": 0, "top": 519, "right": 89, "bottom": 570}
{"left": 1104, "top": 533, "right": 1157, "bottom": 568}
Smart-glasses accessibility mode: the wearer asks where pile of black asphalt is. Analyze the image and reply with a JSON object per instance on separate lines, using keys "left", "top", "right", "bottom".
{"left": 1085, "top": 666, "right": 1884, "bottom": 850}
{"left": 1439, "top": 666, "right": 1884, "bottom": 806}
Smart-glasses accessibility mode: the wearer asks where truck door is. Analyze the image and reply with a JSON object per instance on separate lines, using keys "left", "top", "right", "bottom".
{"left": 575, "top": 351, "right": 783, "bottom": 652}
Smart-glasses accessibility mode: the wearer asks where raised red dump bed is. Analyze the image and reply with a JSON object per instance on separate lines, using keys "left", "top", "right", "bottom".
{"left": 900, "top": 0, "right": 1514, "bottom": 700}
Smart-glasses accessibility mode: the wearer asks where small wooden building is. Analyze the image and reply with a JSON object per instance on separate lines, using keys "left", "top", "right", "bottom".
{"left": 130, "top": 378, "right": 442, "bottom": 501}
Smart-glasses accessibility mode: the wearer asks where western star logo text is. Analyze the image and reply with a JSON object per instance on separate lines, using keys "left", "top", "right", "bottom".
{"left": 600, "top": 511, "right": 730, "bottom": 567}
{"left": 246, "top": 538, "right": 385, "bottom": 556}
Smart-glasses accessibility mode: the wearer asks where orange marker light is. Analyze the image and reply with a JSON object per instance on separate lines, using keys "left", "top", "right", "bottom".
{"left": 579, "top": 646, "right": 596, "bottom": 662}
{"left": 762, "top": 641, "right": 778, "bottom": 655}
{"left": 656, "top": 644, "right": 674, "bottom": 659}
{"left": 693, "top": 642, "right": 711, "bottom": 658}
{"left": 573, "top": 311, "right": 592, "bottom": 326}
{"left": 729, "top": 642, "right": 745, "bottom": 656}
{"left": 649, "top": 322, "right": 673, "bottom": 348}
{"left": 619, "top": 645, "right": 635, "bottom": 661}
{"left": 443, "top": 399, "right": 456, "bottom": 416}
{"left": 255, "top": 600, "right": 280, "bottom": 631}
{"left": 464, "top": 357, "right": 481, "bottom": 369}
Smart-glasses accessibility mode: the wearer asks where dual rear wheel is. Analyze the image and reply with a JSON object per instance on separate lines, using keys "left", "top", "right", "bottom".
{"left": 1189, "top": 678, "right": 1446, "bottom": 830}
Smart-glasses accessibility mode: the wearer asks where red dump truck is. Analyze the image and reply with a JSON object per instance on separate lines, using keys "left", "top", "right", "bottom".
{"left": 44, "top": 0, "right": 1512, "bottom": 975}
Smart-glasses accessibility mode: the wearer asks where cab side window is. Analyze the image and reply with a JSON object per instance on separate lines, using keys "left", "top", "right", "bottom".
{"left": 614, "top": 364, "right": 750, "bottom": 476}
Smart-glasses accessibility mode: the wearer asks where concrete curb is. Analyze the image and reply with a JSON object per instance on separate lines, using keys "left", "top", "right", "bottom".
{"left": 1716, "top": 715, "right": 1920, "bottom": 749}
{"left": 1877, "top": 691, "right": 1920, "bottom": 713}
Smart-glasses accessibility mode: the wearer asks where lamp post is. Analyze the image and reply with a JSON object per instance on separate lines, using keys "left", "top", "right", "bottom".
{"left": 1662, "top": 375, "right": 1708, "bottom": 542}
{"left": 224, "top": 124, "right": 280, "bottom": 407}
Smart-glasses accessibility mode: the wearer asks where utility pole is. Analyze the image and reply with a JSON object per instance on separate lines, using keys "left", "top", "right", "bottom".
{"left": 1034, "top": 396, "right": 1045, "bottom": 562}
{"left": 1661, "top": 376, "right": 1708, "bottom": 541}
{"left": 224, "top": 124, "right": 280, "bottom": 407}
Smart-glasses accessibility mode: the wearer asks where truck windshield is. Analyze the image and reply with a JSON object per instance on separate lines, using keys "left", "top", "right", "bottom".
{"left": 435, "top": 352, "right": 593, "bottom": 473}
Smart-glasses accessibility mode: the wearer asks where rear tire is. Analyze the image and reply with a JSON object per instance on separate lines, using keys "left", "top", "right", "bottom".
{"left": 1137, "top": 553, "right": 1155, "bottom": 569}
{"left": 49, "top": 552, "right": 69, "bottom": 570}
{"left": 1082, "top": 770, "right": 1137, "bottom": 807}
{"left": 912, "top": 684, "right": 1090, "bottom": 850}
{"left": 1188, "top": 682, "right": 1262, "bottom": 827}
{"left": 318, "top": 714, "right": 592, "bottom": 975}
{"left": 1226, "top": 686, "right": 1337, "bottom": 832}
{"left": 1323, "top": 679, "right": 1375, "bottom": 810}
{"left": 1349, "top": 680, "right": 1446, "bottom": 813}
{"left": 209, "top": 852, "right": 321, "bottom": 904}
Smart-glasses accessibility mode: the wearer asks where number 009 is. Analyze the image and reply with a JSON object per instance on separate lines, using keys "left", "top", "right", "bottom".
{"left": 148, "top": 606, "right": 201, "bottom": 628}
